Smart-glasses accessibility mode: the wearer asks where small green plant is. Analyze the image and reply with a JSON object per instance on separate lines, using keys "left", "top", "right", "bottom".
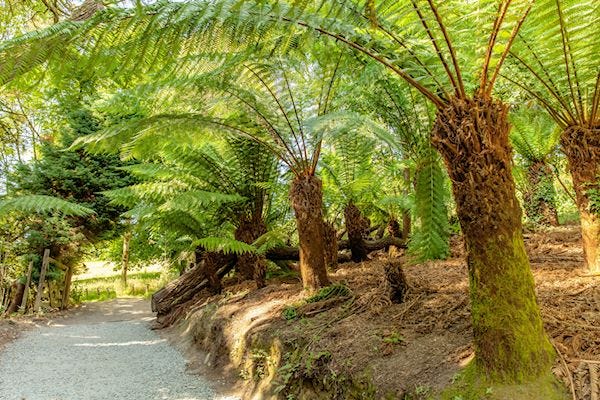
{"left": 250, "top": 349, "right": 271, "bottom": 380}
{"left": 305, "top": 283, "right": 351, "bottom": 303}
{"left": 415, "top": 385, "right": 430, "bottom": 396}
{"left": 282, "top": 306, "right": 298, "bottom": 321}
{"left": 383, "top": 331, "right": 405, "bottom": 345}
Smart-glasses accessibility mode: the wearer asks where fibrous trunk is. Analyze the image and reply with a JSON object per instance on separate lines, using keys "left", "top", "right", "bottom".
{"left": 234, "top": 216, "right": 267, "bottom": 288}
{"left": 432, "top": 95, "right": 553, "bottom": 382}
{"left": 344, "top": 201, "right": 369, "bottom": 262}
{"left": 323, "top": 221, "right": 338, "bottom": 270}
{"left": 4, "top": 280, "right": 24, "bottom": 315}
{"left": 202, "top": 251, "right": 225, "bottom": 295}
{"left": 523, "top": 162, "right": 559, "bottom": 227}
{"left": 561, "top": 125, "right": 600, "bottom": 273}
{"left": 386, "top": 217, "right": 403, "bottom": 257}
{"left": 289, "top": 175, "right": 330, "bottom": 290}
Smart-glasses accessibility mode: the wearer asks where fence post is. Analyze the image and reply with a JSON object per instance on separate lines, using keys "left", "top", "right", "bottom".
{"left": 20, "top": 260, "right": 34, "bottom": 312}
{"left": 33, "top": 249, "right": 50, "bottom": 312}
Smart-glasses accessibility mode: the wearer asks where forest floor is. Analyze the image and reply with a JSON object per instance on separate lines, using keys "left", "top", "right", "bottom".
{"left": 166, "top": 224, "right": 599, "bottom": 399}
{"left": 0, "top": 299, "right": 239, "bottom": 400}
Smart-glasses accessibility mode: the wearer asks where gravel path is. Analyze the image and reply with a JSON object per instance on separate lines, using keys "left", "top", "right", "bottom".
{"left": 0, "top": 299, "right": 236, "bottom": 400}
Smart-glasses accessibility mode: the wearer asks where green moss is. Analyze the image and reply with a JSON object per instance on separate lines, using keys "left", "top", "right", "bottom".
{"left": 467, "top": 231, "right": 554, "bottom": 382}
{"left": 438, "top": 363, "right": 568, "bottom": 400}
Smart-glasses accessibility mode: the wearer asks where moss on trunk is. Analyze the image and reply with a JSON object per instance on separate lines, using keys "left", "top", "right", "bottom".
{"left": 432, "top": 95, "right": 553, "bottom": 382}
{"left": 289, "top": 175, "right": 330, "bottom": 290}
{"left": 523, "top": 162, "right": 559, "bottom": 227}
{"left": 344, "top": 201, "right": 369, "bottom": 262}
{"left": 561, "top": 125, "right": 600, "bottom": 273}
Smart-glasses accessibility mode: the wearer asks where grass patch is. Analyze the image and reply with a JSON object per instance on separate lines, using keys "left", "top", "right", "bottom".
{"left": 71, "top": 271, "right": 173, "bottom": 303}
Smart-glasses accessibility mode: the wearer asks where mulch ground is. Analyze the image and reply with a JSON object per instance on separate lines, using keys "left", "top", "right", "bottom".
{"left": 188, "top": 224, "right": 598, "bottom": 399}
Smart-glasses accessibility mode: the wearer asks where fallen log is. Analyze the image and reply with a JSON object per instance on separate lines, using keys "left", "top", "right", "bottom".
{"left": 152, "top": 236, "right": 406, "bottom": 318}
{"left": 265, "top": 236, "right": 406, "bottom": 261}
{"left": 151, "top": 253, "right": 236, "bottom": 316}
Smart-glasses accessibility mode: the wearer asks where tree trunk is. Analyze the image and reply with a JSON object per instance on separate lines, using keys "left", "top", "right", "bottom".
{"left": 432, "top": 95, "right": 553, "bottom": 382}
{"left": 561, "top": 125, "right": 600, "bottom": 273}
{"left": 121, "top": 231, "right": 131, "bottom": 285}
{"left": 5, "top": 280, "right": 25, "bottom": 315}
{"left": 387, "top": 218, "right": 401, "bottom": 238}
{"left": 384, "top": 261, "right": 408, "bottom": 304}
{"left": 323, "top": 221, "right": 338, "bottom": 270}
{"left": 344, "top": 201, "right": 369, "bottom": 262}
{"left": 234, "top": 215, "right": 267, "bottom": 288}
{"left": 203, "top": 251, "right": 225, "bottom": 295}
{"left": 289, "top": 175, "right": 330, "bottom": 290}
{"left": 265, "top": 236, "right": 405, "bottom": 261}
{"left": 523, "top": 161, "right": 559, "bottom": 227}
{"left": 61, "top": 265, "right": 74, "bottom": 310}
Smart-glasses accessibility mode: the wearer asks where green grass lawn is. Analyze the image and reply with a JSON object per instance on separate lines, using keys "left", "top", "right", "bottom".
{"left": 71, "top": 270, "right": 174, "bottom": 303}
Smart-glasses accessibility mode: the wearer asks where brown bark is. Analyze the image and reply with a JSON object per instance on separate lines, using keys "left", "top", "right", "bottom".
{"left": 344, "top": 201, "right": 369, "bottom": 262}
{"left": 5, "top": 280, "right": 25, "bottom": 315}
{"left": 523, "top": 162, "right": 559, "bottom": 227}
{"left": 234, "top": 215, "right": 267, "bottom": 288}
{"left": 121, "top": 231, "right": 131, "bottom": 285}
{"left": 61, "top": 266, "right": 74, "bottom": 310}
{"left": 265, "top": 236, "right": 406, "bottom": 261}
{"left": 432, "top": 95, "right": 553, "bottom": 382}
{"left": 323, "top": 221, "right": 338, "bottom": 270}
{"left": 289, "top": 175, "right": 330, "bottom": 290}
{"left": 384, "top": 261, "right": 408, "bottom": 304}
{"left": 202, "top": 251, "right": 227, "bottom": 295}
{"left": 387, "top": 218, "right": 401, "bottom": 239}
{"left": 561, "top": 125, "right": 600, "bottom": 273}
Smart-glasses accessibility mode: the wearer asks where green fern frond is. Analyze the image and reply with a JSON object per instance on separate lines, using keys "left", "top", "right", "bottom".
{"left": 195, "top": 236, "right": 256, "bottom": 255}
{"left": 0, "top": 195, "right": 95, "bottom": 217}
{"left": 408, "top": 151, "right": 450, "bottom": 262}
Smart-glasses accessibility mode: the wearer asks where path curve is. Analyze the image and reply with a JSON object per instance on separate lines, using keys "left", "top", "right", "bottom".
{"left": 0, "top": 299, "right": 235, "bottom": 400}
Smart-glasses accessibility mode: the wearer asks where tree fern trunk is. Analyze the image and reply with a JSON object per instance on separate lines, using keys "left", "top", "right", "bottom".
{"left": 432, "top": 95, "right": 553, "bottom": 382}
{"left": 234, "top": 215, "right": 267, "bottom": 287}
{"left": 561, "top": 125, "right": 600, "bottom": 273}
{"left": 323, "top": 221, "right": 338, "bottom": 270}
{"left": 203, "top": 251, "right": 225, "bottom": 295}
{"left": 523, "top": 162, "right": 559, "bottom": 227}
{"left": 289, "top": 175, "right": 330, "bottom": 290}
{"left": 344, "top": 201, "right": 369, "bottom": 262}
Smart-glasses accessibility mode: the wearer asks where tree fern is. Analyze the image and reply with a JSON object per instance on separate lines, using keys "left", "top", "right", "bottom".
{"left": 408, "top": 150, "right": 449, "bottom": 261}
{"left": 195, "top": 236, "right": 256, "bottom": 255}
{"left": 0, "top": 194, "right": 95, "bottom": 217}
{"left": 509, "top": 0, "right": 600, "bottom": 128}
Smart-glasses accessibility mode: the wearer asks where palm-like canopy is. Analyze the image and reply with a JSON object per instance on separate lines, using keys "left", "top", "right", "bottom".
{"left": 0, "top": 0, "right": 560, "bottom": 385}
{"left": 100, "top": 134, "right": 278, "bottom": 255}
{"left": 509, "top": 0, "right": 599, "bottom": 128}
{"left": 510, "top": 107, "right": 560, "bottom": 164}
